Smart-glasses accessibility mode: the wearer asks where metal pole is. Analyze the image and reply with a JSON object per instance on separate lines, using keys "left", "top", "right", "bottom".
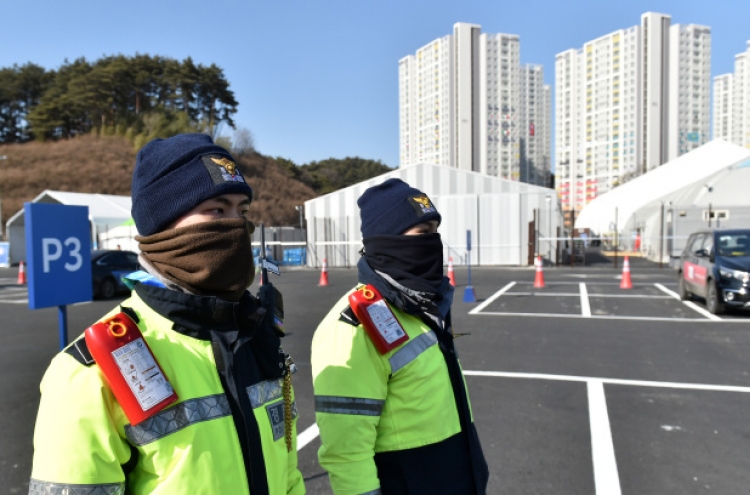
{"left": 58, "top": 305, "right": 68, "bottom": 350}
{"left": 569, "top": 208, "right": 573, "bottom": 268}
{"left": 547, "top": 196, "right": 552, "bottom": 264}
{"left": 534, "top": 208, "right": 539, "bottom": 258}
{"left": 518, "top": 193, "right": 523, "bottom": 266}
{"left": 0, "top": 155, "right": 6, "bottom": 241}
{"left": 614, "top": 207, "right": 618, "bottom": 270}
{"left": 659, "top": 202, "right": 665, "bottom": 269}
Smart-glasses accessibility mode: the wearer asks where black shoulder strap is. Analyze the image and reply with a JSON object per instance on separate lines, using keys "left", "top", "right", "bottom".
{"left": 120, "top": 305, "right": 140, "bottom": 323}
{"left": 64, "top": 338, "right": 95, "bottom": 366}
{"left": 64, "top": 305, "right": 140, "bottom": 367}
{"left": 339, "top": 305, "right": 360, "bottom": 326}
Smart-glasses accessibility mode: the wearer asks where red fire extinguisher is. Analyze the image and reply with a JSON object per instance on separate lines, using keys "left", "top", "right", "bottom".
{"left": 348, "top": 285, "right": 409, "bottom": 354}
{"left": 85, "top": 313, "right": 178, "bottom": 425}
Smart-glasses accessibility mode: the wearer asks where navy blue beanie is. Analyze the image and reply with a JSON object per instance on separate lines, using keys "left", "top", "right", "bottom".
{"left": 358, "top": 178, "right": 441, "bottom": 238}
{"left": 131, "top": 133, "right": 253, "bottom": 235}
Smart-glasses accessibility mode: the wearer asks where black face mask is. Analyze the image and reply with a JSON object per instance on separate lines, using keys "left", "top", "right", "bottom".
{"left": 363, "top": 233, "right": 444, "bottom": 293}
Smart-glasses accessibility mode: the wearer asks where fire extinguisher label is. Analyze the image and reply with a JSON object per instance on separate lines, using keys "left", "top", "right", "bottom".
{"left": 112, "top": 338, "right": 174, "bottom": 411}
{"left": 365, "top": 300, "right": 406, "bottom": 344}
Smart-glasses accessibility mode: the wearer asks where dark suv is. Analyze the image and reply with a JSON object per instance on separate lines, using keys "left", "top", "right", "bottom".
{"left": 677, "top": 229, "right": 750, "bottom": 314}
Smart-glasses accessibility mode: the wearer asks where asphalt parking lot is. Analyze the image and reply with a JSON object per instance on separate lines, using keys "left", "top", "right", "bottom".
{"left": 2, "top": 260, "right": 749, "bottom": 494}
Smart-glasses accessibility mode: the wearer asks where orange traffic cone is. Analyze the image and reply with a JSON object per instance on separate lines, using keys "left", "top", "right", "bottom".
{"left": 17, "top": 260, "right": 27, "bottom": 285}
{"left": 533, "top": 255, "right": 545, "bottom": 288}
{"left": 447, "top": 257, "right": 456, "bottom": 286}
{"left": 318, "top": 258, "right": 329, "bottom": 286}
{"left": 620, "top": 256, "right": 633, "bottom": 289}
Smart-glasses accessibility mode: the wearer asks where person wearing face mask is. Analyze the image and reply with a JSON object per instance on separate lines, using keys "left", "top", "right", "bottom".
{"left": 311, "top": 178, "right": 489, "bottom": 495}
{"left": 28, "top": 133, "right": 305, "bottom": 495}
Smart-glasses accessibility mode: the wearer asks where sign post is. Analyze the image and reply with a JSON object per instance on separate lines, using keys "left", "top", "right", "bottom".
{"left": 25, "top": 203, "right": 92, "bottom": 349}
{"left": 463, "top": 229, "right": 477, "bottom": 303}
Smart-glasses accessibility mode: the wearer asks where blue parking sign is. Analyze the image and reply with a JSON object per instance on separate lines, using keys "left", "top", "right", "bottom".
{"left": 0, "top": 242, "right": 9, "bottom": 267}
{"left": 25, "top": 203, "right": 92, "bottom": 309}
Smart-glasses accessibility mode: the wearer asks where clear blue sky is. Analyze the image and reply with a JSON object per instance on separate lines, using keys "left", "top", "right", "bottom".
{"left": 2, "top": 0, "right": 748, "bottom": 171}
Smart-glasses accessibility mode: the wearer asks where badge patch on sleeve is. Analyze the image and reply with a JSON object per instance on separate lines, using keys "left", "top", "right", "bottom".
{"left": 201, "top": 155, "right": 247, "bottom": 184}
{"left": 266, "top": 400, "right": 298, "bottom": 441}
{"left": 408, "top": 194, "right": 437, "bottom": 216}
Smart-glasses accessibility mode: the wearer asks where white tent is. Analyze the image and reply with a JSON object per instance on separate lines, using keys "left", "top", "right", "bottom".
{"left": 574, "top": 139, "right": 750, "bottom": 263}
{"left": 98, "top": 220, "right": 140, "bottom": 253}
{"left": 6, "top": 191, "right": 132, "bottom": 264}
{"left": 575, "top": 139, "right": 750, "bottom": 235}
{"left": 304, "top": 162, "right": 559, "bottom": 267}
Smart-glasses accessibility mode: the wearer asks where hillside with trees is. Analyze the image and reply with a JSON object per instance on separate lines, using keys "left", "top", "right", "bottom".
{"left": 0, "top": 54, "right": 393, "bottom": 233}
{"left": 0, "top": 55, "right": 237, "bottom": 148}
{"left": 0, "top": 135, "right": 393, "bottom": 231}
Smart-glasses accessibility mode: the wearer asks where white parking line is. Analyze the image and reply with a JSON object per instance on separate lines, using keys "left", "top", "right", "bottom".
{"left": 654, "top": 283, "right": 722, "bottom": 321}
{"left": 298, "top": 368, "right": 750, "bottom": 483}
{"left": 297, "top": 423, "right": 319, "bottom": 451}
{"left": 654, "top": 283, "right": 680, "bottom": 301}
{"left": 469, "top": 281, "right": 743, "bottom": 322}
{"left": 683, "top": 301, "right": 723, "bottom": 321}
{"left": 588, "top": 380, "right": 621, "bottom": 495}
{"left": 472, "top": 312, "right": 727, "bottom": 322}
{"left": 580, "top": 283, "right": 591, "bottom": 317}
{"left": 463, "top": 370, "right": 750, "bottom": 393}
{"left": 0, "top": 287, "right": 28, "bottom": 303}
{"left": 505, "top": 292, "right": 581, "bottom": 297}
{"left": 505, "top": 292, "right": 672, "bottom": 299}
{"left": 469, "top": 282, "right": 516, "bottom": 315}
{"left": 463, "top": 370, "right": 750, "bottom": 495}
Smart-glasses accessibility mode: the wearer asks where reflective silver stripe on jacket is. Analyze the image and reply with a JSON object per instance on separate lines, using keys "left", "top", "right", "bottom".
{"left": 360, "top": 490, "right": 382, "bottom": 495}
{"left": 247, "top": 378, "right": 284, "bottom": 408}
{"left": 314, "top": 396, "right": 385, "bottom": 416}
{"left": 389, "top": 331, "right": 437, "bottom": 374}
{"left": 29, "top": 479, "right": 125, "bottom": 495}
{"left": 124, "top": 394, "right": 231, "bottom": 446}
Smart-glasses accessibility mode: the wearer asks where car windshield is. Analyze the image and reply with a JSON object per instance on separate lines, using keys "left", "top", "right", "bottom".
{"left": 716, "top": 233, "right": 750, "bottom": 257}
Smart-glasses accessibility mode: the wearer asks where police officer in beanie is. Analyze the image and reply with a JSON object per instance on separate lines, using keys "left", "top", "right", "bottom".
{"left": 311, "top": 178, "right": 489, "bottom": 494}
{"left": 28, "top": 133, "right": 305, "bottom": 494}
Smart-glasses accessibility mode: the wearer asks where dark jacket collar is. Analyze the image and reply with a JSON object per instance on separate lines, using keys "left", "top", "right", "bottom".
{"left": 134, "top": 284, "right": 261, "bottom": 340}
{"left": 356, "top": 256, "right": 454, "bottom": 321}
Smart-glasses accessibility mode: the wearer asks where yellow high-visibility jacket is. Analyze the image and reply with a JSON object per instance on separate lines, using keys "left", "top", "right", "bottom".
{"left": 311, "top": 285, "right": 487, "bottom": 495}
{"left": 29, "top": 284, "right": 305, "bottom": 495}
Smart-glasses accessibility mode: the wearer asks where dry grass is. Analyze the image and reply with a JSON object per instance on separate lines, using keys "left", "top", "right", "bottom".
{"left": 0, "top": 135, "right": 318, "bottom": 234}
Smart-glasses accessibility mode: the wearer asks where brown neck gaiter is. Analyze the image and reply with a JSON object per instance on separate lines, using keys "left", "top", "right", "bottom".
{"left": 136, "top": 218, "right": 256, "bottom": 302}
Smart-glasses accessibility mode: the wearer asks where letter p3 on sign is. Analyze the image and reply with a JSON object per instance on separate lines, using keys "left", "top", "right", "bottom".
{"left": 24, "top": 203, "right": 92, "bottom": 309}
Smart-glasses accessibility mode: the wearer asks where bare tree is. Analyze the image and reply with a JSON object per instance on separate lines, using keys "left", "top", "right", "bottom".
{"left": 232, "top": 127, "right": 255, "bottom": 156}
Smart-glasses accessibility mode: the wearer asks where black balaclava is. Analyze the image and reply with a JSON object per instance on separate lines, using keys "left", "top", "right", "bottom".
{"left": 363, "top": 233, "right": 444, "bottom": 294}
{"left": 357, "top": 178, "right": 445, "bottom": 294}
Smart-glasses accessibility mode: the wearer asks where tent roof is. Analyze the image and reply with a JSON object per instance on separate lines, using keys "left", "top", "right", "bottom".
{"left": 575, "top": 139, "right": 750, "bottom": 233}
{"left": 6, "top": 190, "right": 132, "bottom": 229}
{"left": 307, "top": 161, "right": 554, "bottom": 209}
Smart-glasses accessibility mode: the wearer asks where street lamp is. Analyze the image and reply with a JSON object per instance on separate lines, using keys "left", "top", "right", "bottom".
{"left": 294, "top": 205, "right": 304, "bottom": 232}
{"left": 294, "top": 205, "right": 305, "bottom": 246}
{"left": 703, "top": 184, "right": 713, "bottom": 228}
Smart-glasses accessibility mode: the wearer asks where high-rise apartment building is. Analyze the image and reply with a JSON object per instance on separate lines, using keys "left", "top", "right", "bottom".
{"left": 668, "top": 23, "right": 711, "bottom": 160}
{"left": 713, "top": 74, "right": 733, "bottom": 141}
{"left": 735, "top": 42, "right": 750, "bottom": 147}
{"left": 399, "top": 23, "right": 551, "bottom": 186}
{"left": 555, "top": 12, "right": 711, "bottom": 215}
{"left": 714, "top": 41, "right": 750, "bottom": 149}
